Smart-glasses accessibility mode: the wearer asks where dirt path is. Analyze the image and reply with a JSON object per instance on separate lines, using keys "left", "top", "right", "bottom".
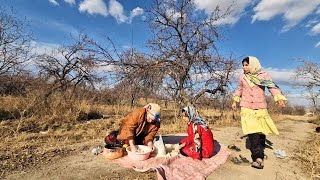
{"left": 208, "top": 117, "right": 314, "bottom": 180}
{"left": 5, "top": 117, "right": 315, "bottom": 180}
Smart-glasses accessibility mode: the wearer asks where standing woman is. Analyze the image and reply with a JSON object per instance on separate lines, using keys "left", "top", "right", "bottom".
{"left": 179, "top": 106, "right": 214, "bottom": 160}
{"left": 232, "top": 56, "right": 287, "bottom": 169}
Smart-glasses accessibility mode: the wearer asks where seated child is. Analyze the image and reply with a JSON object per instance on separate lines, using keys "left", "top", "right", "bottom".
{"left": 179, "top": 106, "right": 214, "bottom": 159}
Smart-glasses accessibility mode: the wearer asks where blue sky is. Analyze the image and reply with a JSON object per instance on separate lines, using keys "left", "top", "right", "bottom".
{"left": 2, "top": 0, "right": 320, "bottom": 106}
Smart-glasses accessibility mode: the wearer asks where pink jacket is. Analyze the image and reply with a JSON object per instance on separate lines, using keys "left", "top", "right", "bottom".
{"left": 234, "top": 71, "right": 282, "bottom": 109}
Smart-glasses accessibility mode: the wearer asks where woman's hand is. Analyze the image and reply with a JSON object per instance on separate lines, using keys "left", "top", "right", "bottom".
{"left": 278, "top": 100, "right": 286, "bottom": 108}
{"left": 130, "top": 145, "right": 137, "bottom": 153}
{"left": 147, "top": 141, "right": 155, "bottom": 152}
{"left": 232, "top": 101, "right": 237, "bottom": 110}
{"left": 179, "top": 143, "right": 186, "bottom": 149}
{"left": 129, "top": 139, "right": 136, "bottom": 152}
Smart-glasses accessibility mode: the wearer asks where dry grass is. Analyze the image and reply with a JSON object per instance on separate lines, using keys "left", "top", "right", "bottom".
{"left": 271, "top": 114, "right": 304, "bottom": 122}
{"left": 0, "top": 94, "right": 313, "bottom": 178}
{"left": 0, "top": 99, "right": 241, "bottom": 177}
{"left": 307, "top": 116, "right": 320, "bottom": 126}
{"left": 293, "top": 115, "right": 320, "bottom": 179}
{"left": 294, "top": 134, "right": 320, "bottom": 179}
{"left": 0, "top": 117, "right": 118, "bottom": 178}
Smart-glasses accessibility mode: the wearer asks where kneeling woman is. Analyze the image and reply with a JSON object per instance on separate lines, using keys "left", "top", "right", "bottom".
{"left": 105, "top": 103, "right": 160, "bottom": 152}
{"left": 179, "top": 106, "right": 214, "bottom": 159}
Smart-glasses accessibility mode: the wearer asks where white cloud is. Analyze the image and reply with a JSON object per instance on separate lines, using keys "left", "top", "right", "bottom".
{"left": 50, "top": 21, "right": 79, "bottom": 37}
{"left": 194, "top": 0, "right": 252, "bottom": 25}
{"left": 129, "top": 7, "right": 144, "bottom": 23}
{"left": 77, "top": 0, "right": 142, "bottom": 23}
{"left": 165, "top": 8, "right": 181, "bottom": 22}
{"left": 252, "top": 1, "right": 290, "bottom": 22}
{"left": 49, "top": 0, "right": 59, "bottom": 6}
{"left": 78, "top": 0, "right": 142, "bottom": 24}
{"left": 310, "top": 23, "right": 320, "bottom": 35}
{"left": 252, "top": 0, "right": 320, "bottom": 32}
{"left": 130, "top": 7, "right": 144, "bottom": 17}
{"left": 27, "top": 41, "right": 61, "bottom": 71}
{"left": 122, "top": 45, "right": 132, "bottom": 49}
{"left": 305, "top": 19, "right": 319, "bottom": 28}
{"left": 263, "top": 67, "right": 296, "bottom": 86}
{"left": 286, "top": 93, "right": 310, "bottom": 106}
{"left": 79, "top": 0, "right": 108, "bottom": 16}
{"left": 233, "top": 67, "right": 296, "bottom": 86}
{"left": 109, "top": 0, "right": 128, "bottom": 23}
{"left": 28, "top": 13, "right": 79, "bottom": 38}
{"left": 31, "top": 41, "right": 60, "bottom": 55}
{"left": 64, "top": 0, "right": 76, "bottom": 5}
{"left": 315, "top": 41, "right": 320, "bottom": 48}
{"left": 211, "top": 16, "right": 239, "bottom": 26}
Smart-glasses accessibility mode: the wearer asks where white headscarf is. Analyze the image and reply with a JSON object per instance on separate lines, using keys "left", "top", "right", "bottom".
{"left": 248, "top": 56, "right": 261, "bottom": 75}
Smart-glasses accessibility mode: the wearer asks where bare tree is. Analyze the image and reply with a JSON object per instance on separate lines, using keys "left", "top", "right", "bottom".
{"left": 0, "top": 8, "right": 32, "bottom": 76}
{"left": 304, "top": 85, "right": 320, "bottom": 115}
{"left": 146, "top": 0, "right": 237, "bottom": 106}
{"left": 36, "top": 34, "right": 101, "bottom": 100}
{"left": 114, "top": 50, "right": 163, "bottom": 106}
{"left": 89, "top": 35, "right": 164, "bottom": 106}
{"left": 293, "top": 60, "right": 320, "bottom": 115}
{"left": 76, "top": 1, "right": 237, "bottom": 108}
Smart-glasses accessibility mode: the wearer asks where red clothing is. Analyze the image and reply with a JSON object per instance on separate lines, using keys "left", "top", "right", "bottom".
{"left": 180, "top": 122, "right": 214, "bottom": 159}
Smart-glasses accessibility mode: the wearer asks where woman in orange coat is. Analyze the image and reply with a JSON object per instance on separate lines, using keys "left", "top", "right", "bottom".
{"left": 105, "top": 103, "right": 160, "bottom": 152}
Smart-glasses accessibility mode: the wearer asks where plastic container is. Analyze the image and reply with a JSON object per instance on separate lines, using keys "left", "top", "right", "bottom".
{"left": 126, "top": 145, "right": 152, "bottom": 161}
{"left": 154, "top": 135, "right": 166, "bottom": 157}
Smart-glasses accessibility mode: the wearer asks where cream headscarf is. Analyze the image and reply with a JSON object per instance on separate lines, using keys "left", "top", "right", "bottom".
{"left": 144, "top": 103, "right": 161, "bottom": 122}
{"left": 247, "top": 56, "right": 261, "bottom": 75}
{"left": 244, "top": 56, "right": 279, "bottom": 89}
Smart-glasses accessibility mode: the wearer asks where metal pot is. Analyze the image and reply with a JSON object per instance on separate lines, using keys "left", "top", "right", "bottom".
{"left": 102, "top": 144, "right": 124, "bottom": 160}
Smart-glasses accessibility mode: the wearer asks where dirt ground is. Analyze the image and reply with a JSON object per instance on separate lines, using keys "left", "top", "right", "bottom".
{"left": 4, "top": 117, "right": 316, "bottom": 180}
